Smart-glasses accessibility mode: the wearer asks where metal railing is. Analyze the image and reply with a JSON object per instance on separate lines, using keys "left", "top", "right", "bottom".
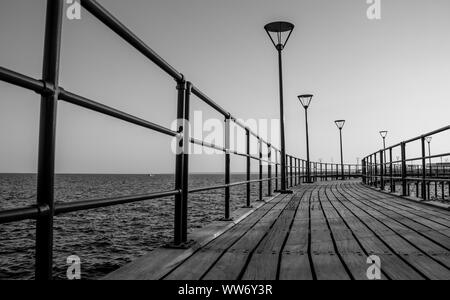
{"left": 0, "top": 0, "right": 361, "bottom": 279}
{"left": 362, "top": 125, "right": 450, "bottom": 201}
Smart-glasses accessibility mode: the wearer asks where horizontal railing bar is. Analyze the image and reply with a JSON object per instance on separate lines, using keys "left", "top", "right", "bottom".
{"left": 0, "top": 66, "right": 46, "bottom": 93}
{"left": 59, "top": 89, "right": 178, "bottom": 137}
{"left": 189, "top": 178, "right": 281, "bottom": 194}
{"left": 54, "top": 190, "right": 181, "bottom": 215}
{"left": 189, "top": 138, "right": 226, "bottom": 152}
{"left": 80, "top": 0, "right": 183, "bottom": 81}
{"left": 191, "top": 86, "right": 229, "bottom": 117}
{"left": 0, "top": 206, "right": 43, "bottom": 224}
{"left": 368, "top": 175, "right": 450, "bottom": 182}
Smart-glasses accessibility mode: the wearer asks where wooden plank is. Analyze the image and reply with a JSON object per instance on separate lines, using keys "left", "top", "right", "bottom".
{"left": 325, "top": 184, "right": 424, "bottom": 280}
{"left": 199, "top": 193, "right": 295, "bottom": 280}
{"left": 240, "top": 193, "right": 303, "bottom": 280}
{"left": 309, "top": 187, "right": 350, "bottom": 280}
{"left": 164, "top": 194, "right": 289, "bottom": 280}
{"left": 279, "top": 191, "right": 313, "bottom": 280}
{"left": 342, "top": 189, "right": 450, "bottom": 268}
{"left": 104, "top": 193, "right": 282, "bottom": 280}
{"left": 358, "top": 183, "right": 450, "bottom": 221}
{"left": 319, "top": 186, "right": 386, "bottom": 280}
{"left": 335, "top": 184, "right": 450, "bottom": 280}
{"left": 345, "top": 187, "right": 450, "bottom": 249}
{"left": 357, "top": 186, "right": 450, "bottom": 225}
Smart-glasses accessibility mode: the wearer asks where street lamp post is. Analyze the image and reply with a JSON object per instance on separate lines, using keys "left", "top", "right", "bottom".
{"left": 264, "top": 21, "right": 294, "bottom": 194}
{"left": 425, "top": 136, "right": 432, "bottom": 175}
{"left": 298, "top": 94, "right": 313, "bottom": 183}
{"left": 335, "top": 120, "right": 346, "bottom": 180}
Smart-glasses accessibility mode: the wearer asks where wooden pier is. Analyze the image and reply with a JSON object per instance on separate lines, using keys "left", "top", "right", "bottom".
{"left": 105, "top": 180, "right": 450, "bottom": 280}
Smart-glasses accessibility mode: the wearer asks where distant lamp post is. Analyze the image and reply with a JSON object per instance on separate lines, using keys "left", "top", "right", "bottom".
{"left": 298, "top": 94, "right": 314, "bottom": 183}
{"left": 335, "top": 120, "right": 346, "bottom": 180}
{"left": 264, "top": 21, "right": 295, "bottom": 194}
{"left": 425, "top": 136, "right": 432, "bottom": 174}
{"left": 379, "top": 131, "right": 388, "bottom": 165}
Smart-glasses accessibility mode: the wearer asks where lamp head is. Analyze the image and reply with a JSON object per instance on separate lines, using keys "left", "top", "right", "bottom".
{"left": 298, "top": 94, "right": 313, "bottom": 109}
{"left": 379, "top": 131, "right": 388, "bottom": 139}
{"left": 335, "top": 120, "right": 346, "bottom": 130}
{"left": 264, "top": 21, "right": 295, "bottom": 50}
{"left": 425, "top": 136, "right": 432, "bottom": 143}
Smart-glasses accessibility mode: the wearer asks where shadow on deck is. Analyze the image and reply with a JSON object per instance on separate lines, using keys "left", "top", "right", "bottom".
{"left": 105, "top": 180, "right": 450, "bottom": 280}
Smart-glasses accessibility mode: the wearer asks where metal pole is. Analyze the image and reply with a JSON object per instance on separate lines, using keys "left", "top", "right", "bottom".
{"left": 259, "top": 140, "right": 263, "bottom": 201}
{"left": 401, "top": 142, "right": 407, "bottom": 196}
{"left": 35, "top": 0, "right": 63, "bottom": 280}
{"left": 275, "top": 150, "right": 278, "bottom": 191}
{"left": 224, "top": 116, "right": 231, "bottom": 219}
{"left": 277, "top": 47, "right": 289, "bottom": 193}
{"left": 181, "top": 83, "right": 191, "bottom": 240}
{"left": 173, "top": 81, "right": 186, "bottom": 246}
{"left": 428, "top": 141, "right": 432, "bottom": 176}
{"left": 302, "top": 160, "right": 305, "bottom": 183}
{"left": 339, "top": 129, "right": 344, "bottom": 180}
{"left": 380, "top": 150, "right": 385, "bottom": 190}
{"left": 374, "top": 154, "right": 378, "bottom": 188}
{"left": 246, "top": 129, "right": 251, "bottom": 207}
{"left": 268, "top": 145, "right": 272, "bottom": 196}
{"left": 290, "top": 156, "right": 293, "bottom": 187}
{"left": 305, "top": 108, "right": 311, "bottom": 183}
{"left": 389, "top": 148, "right": 394, "bottom": 192}
{"left": 421, "top": 138, "right": 427, "bottom": 200}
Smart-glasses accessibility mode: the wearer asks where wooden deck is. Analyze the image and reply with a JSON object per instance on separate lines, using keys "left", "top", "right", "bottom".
{"left": 105, "top": 180, "right": 450, "bottom": 280}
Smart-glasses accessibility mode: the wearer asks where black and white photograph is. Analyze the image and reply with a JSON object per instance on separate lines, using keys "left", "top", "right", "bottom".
{"left": 1, "top": 0, "right": 450, "bottom": 288}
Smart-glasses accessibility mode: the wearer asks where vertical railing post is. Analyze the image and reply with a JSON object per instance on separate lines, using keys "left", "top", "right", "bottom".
{"left": 380, "top": 150, "right": 385, "bottom": 190}
{"left": 362, "top": 158, "right": 366, "bottom": 184}
{"left": 181, "top": 82, "right": 191, "bottom": 240}
{"left": 224, "top": 115, "right": 232, "bottom": 219}
{"left": 173, "top": 78, "right": 186, "bottom": 247}
{"left": 259, "top": 139, "right": 263, "bottom": 201}
{"left": 421, "top": 137, "right": 427, "bottom": 200}
{"left": 389, "top": 148, "right": 394, "bottom": 192}
{"left": 294, "top": 158, "right": 297, "bottom": 186}
{"left": 401, "top": 142, "right": 407, "bottom": 196}
{"left": 302, "top": 160, "right": 305, "bottom": 183}
{"left": 325, "top": 163, "right": 328, "bottom": 181}
{"left": 35, "top": 0, "right": 63, "bottom": 280}
{"left": 275, "top": 150, "right": 278, "bottom": 191}
{"left": 374, "top": 154, "right": 378, "bottom": 188}
{"left": 290, "top": 156, "right": 293, "bottom": 187}
{"left": 245, "top": 129, "right": 251, "bottom": 207}
{"left": 286, "top": 154, "right": 289, "bottom": 188}
{"left": 267, "top": 144, "right": 272, "bottom": 196}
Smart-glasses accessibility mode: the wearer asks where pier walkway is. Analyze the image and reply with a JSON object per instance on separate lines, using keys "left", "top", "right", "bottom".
{"left": 105, "top": 180, "right": 450, "bottom": 280}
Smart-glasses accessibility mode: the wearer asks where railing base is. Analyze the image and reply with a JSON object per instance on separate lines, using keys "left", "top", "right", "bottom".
{"left": 219, "top": 217, "right": 233, "bottom": 222}
{"left": 164, "top": 240, "right": 197, "bottom": 250}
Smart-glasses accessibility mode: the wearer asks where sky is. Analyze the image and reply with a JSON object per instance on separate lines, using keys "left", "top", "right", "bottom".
{"left": 1, "top": 0, "right": 450, "bottom": 174}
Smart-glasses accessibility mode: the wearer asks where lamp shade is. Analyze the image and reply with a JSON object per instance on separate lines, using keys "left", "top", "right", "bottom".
{"left": 335, "top": 120, "right": 346, "bottom": 130}
{"left": 264, "top": 21, "right": 295, "bottom": 50}
{"left": 425, "top": 136, "right": 432, "bottom": 143}
{"left": 298, "top": 94, "right": 313, "bottom": 108}
{"left": 379, "top": 131, "right": 388, "bottom": 138}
